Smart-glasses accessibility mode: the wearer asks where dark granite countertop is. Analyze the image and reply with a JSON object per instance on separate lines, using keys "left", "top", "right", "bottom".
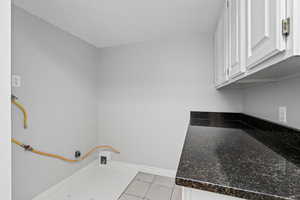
{"left": 176, "top": 112, "right": 300, "bottom": 200}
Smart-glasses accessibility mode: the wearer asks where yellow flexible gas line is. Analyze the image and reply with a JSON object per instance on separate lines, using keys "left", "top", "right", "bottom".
{"left": 12, "top": 97, "right": 28, "bottom": 129}
{"left": 11, "top": 96, "right": 120, "bottom": 163}
{"left": 11, "top": 138, "right": 120, "bottom": 162}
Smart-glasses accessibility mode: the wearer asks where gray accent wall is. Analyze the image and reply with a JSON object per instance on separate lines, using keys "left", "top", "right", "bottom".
{"left": 97, "top": 34, "right": 244, "bottom": 170}
{"left": 13, "top": 4, "right": 300, "bottom": 199}
{"left": 12, "top": 6, "right": 99, "bottom": 200}
{"left": 243, "top": 77, "right": 300, "bottom": 129}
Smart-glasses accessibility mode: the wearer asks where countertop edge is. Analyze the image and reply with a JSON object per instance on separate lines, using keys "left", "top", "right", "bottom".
{"left": 175, "top": 177, "right": 292, "bottom": 200}
{"left": 176, "top": 111, "right": 300, "bottom": 200}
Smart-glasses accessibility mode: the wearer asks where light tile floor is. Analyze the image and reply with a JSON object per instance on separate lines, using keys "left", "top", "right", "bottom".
{"left": 119, "top": 172, "right": 182, "bottom": 200}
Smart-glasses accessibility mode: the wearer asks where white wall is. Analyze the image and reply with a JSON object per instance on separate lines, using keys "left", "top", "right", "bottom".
{"left": 0, "top": 0, "right": 11, "bottom": 199}
{"left": 97, "top": 34, "right": 243, "bottom": 170}
{"left": 12, "top": 7, "right": 99, "bottom": 200}
{"left": 243, "top": 77, "right": 300, "bottom": 129}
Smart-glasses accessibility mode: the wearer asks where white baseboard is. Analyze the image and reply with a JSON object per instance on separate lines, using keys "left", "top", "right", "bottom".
{"left": 182, "top": 187, "right": 191, "bottom": 200}
{"left": 33, "top": 159, "right": 176, "bottom": 200}
{"left": 182, "top": 187, "right": 245, "bottom": 200}
{"left": 110, "top": 160, "right": 177, "bottom": 178}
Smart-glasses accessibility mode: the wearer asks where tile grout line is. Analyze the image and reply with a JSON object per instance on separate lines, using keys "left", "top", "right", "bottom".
{"left": 121, "top": 171, "right": 154, "bottom": 200}
{"left": 148, "top": 173, "right": 176, "bottom": 200}
{"left": 118, "top": 173, "right": 139, "bottom": 199}
{"left": 143, "top": 173, "right": 157, "bottom": 199}
{"left": 120, "top": 172, "right": 177, "bottom": 200}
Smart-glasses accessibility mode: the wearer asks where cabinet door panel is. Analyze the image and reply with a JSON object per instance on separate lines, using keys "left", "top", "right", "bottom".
{"left": 246, "top": 0, "right": 286, "bottom": 69}
{"left": 228, "top": 0, "right": 245, "bottom": 78}
{"left": 214, "top": 6, "right": 228, "bottom": 86}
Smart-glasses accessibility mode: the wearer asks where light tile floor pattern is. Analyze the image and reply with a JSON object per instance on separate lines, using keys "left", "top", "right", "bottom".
{"left": 119, "top": 172, "right": 182, "bottom": 200}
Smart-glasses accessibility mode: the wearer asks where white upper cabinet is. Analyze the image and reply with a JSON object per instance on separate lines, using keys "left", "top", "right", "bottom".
{"left": 245, "top": 0, "right": 286, "bottom": 69}
{"left": 228, "top": 0, "right": 246, "bottom": 78}
{"left": 214, "top": 0, "right": 300, "bottom": 88}
{"left": 214, "top": 4, "right": 228, "bottom": 86}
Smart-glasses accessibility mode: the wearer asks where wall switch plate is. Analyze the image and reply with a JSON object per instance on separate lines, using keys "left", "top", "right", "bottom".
{"left": 279, "top": 106, "right": 287, "bottom": 123}
{"left": 12, "top": 75, "right": 21, "bottom": 87}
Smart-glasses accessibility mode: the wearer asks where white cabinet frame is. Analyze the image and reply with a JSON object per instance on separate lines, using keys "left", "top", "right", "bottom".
{"left": 215, "top": 0, "right": 300, "bottom": 89}
{"left": 245, "top": 0, "right": 286, "bottom": 69}
{"left": 228, "top": 0, "right": 246, "bottom": 78}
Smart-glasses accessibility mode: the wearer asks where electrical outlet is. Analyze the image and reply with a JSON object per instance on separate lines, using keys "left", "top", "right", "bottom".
{"left": 279, "top": 106, "right": 287, "bottom": 123}
{"left": 12, "top": 75, "right": 21, "bottom": 87}
{"left": 99, "top": 151, "right": 111, "bottom": 165}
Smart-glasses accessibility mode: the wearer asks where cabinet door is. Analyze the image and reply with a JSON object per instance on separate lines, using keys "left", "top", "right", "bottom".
{"left": 228, "top": 0, "right": 245, "bottom": 78}
{"left": 214, "top": 6, "right": 228, "bottom": 86}
{"left": 246, "top": 0, "right": 286, "bottom": 69}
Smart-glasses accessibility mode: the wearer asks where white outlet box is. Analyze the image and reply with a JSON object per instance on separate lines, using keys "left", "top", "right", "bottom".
{"left": 279, "top": 106, "right": 287, "bottom": 123}
{"left": 99, "top": 151, "right": 111, "bottom": 165}
{"left": 12, "top": 75, "right": 21, "bottom": 87}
